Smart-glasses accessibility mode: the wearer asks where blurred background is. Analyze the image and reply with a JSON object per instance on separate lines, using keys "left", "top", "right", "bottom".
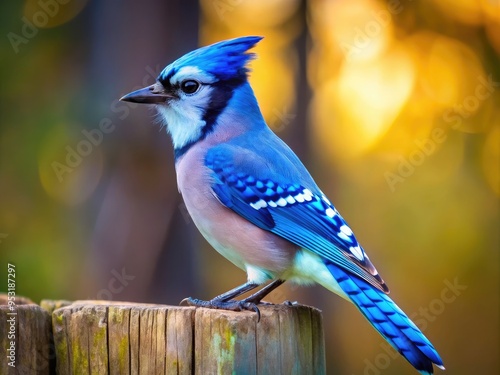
{"left": 0, "top": 0, "right": 498, "bottom": 374}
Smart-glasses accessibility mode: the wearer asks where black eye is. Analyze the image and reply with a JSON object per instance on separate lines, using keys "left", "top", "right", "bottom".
{"left": 180, "top": 80, "right": 200, "bottom": 94}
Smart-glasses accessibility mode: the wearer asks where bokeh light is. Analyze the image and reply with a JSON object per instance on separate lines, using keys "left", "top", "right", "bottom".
{"left": 23, "top": 0, "right": 89, "bottom": 29}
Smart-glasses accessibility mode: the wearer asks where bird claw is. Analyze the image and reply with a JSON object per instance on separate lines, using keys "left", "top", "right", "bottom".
{"left": 238, "top": 301, "right": 261, "bottom": 322}
{"left": 179, "top": 297, "right": 261, "bottom": 321}
{"left": 243, "top": 298, "right": 273, "bottom": 306}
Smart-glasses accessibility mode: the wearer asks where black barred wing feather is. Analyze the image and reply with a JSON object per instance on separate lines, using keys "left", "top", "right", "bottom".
{"left": 206, "top": 147, "right": 389, "bottom": 293}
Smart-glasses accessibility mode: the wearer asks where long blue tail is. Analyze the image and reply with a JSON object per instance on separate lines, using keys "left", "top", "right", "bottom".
{"left": 326, "top": 262, "right": 444, "bottom": 374}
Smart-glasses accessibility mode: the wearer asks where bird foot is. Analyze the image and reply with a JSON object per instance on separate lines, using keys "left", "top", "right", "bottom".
{"left": 181, "top": 297, "right": 261, "bottom": 321}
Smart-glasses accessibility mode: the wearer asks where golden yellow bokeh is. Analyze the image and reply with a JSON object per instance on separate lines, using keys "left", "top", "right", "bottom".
{"left": 311, "top": 44, "right": 416, "bottom": 161}
{"left": 310, "top": 0, "right": 394, "bottom": 63}
{"left": 430, "top": 0, "right": 484, "bottom": 25}
{"left": 482, "top": 122, "right": 500, "bottom": 195}
{"left": 419, "top": 36, "right": 475, "bottom": 108}
{"left": 23, "top": 0, "right": 89, "bottom": 29}
{"left": 250, "top": 45, "right": 297, "bottom": 127}
{"left": 200, "top": 0, "right": 301, "bottom": 29}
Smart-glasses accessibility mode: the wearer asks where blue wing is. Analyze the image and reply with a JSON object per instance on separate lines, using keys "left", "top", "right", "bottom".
{"left": 205, "top": 141, "right": 388, "bottom": 293}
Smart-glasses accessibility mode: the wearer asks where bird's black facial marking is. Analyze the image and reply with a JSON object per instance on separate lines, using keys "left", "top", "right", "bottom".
{"left": 202, "top": 77, "right": 246, "bottom": 133}
{"left": 159, "top": 68, "right": 176, "bottom": 91}
{"left": 174, "top": 77, "right": 246, "bottom": 161}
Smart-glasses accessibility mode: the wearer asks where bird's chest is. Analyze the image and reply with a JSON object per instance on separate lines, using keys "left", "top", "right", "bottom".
{"left": 175, "top": 147, "right": 219, "bottom": 230}
{"left": 175, "top": 146, "right": 246, "bottom": 267}
{"left": 175, "top": 145, "right": 296, "bottom": 274}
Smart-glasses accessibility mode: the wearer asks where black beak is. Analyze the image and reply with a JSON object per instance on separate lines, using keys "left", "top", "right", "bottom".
{"left": 119, "top": 83, "right": 173, "bottom": 104}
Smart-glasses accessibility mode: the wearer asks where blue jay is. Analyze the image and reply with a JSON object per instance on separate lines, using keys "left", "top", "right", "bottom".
{"left": 120, "top": 36, "right": 444, "bottom": 374}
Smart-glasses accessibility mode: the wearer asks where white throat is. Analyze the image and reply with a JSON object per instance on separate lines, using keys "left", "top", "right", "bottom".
{"left": 157, "top": 104, "right": 207, "bottom": 150}
{"left": 156, "top": 66, "right": 217, "bottom": 150}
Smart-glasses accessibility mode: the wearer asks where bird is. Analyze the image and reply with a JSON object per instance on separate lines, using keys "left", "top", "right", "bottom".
{"left": 120, "top": 36, "right": 444, "bottom": 375}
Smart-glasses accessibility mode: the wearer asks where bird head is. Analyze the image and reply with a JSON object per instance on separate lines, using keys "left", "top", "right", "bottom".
{"left": 120, "top": 36, "right": 263, "bottom": 156}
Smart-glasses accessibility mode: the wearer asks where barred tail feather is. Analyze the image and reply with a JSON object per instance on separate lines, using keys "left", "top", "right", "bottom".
{"left": 326, "top": 262, "right": 444, "bottom": 374}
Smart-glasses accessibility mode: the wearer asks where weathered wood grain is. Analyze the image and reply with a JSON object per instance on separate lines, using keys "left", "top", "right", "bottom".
{"left": 193, "top": 304, "right": 325, "bottom": 375}
{"left": 3, "top": 295, "right": 326, "bottom": 374}
{"left": 0, "top": 294, "right": 54, "bottom": 375}
{"left": 53, "top": 303, "right": 197, "bottom": 375}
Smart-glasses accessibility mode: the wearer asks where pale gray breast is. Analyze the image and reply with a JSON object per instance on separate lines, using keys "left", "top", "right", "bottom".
{"left": 175, "top": 140, "right": 298, "bottom": 276}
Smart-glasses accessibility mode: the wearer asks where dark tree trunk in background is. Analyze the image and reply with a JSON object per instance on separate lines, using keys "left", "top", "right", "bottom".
{"left": 287, "top": 0, "right": 311, "bottom": 163}
{"left": 80, "top": 0, "right": 201, "bottom": 304}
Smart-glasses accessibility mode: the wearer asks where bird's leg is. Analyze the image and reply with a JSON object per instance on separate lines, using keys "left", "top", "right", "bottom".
{"left": 210, "top": 281, "right": 260, "bottom": 302}
{"left": 181, "top": 280, "right": 287, "bottom": 321}
{"left": 234, "top": 279, "right": 286, "bottom": 321}
{"left": 181, "top": 281, "right": 260, "bottom": 311}
{"left": 240, "top": 279, "right": 285, "bottom": 305}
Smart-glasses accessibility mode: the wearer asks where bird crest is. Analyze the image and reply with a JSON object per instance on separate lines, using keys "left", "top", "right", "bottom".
{"left": 158, "top": 36, "right": 263, "bottom": 82}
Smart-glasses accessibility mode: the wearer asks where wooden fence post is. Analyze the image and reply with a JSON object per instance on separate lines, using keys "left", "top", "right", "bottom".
{"left": 1, "top": 295, "right": 326, "bottom": 374}
{"left": 0, "top": 295, "right": 54, "bottom": 374}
